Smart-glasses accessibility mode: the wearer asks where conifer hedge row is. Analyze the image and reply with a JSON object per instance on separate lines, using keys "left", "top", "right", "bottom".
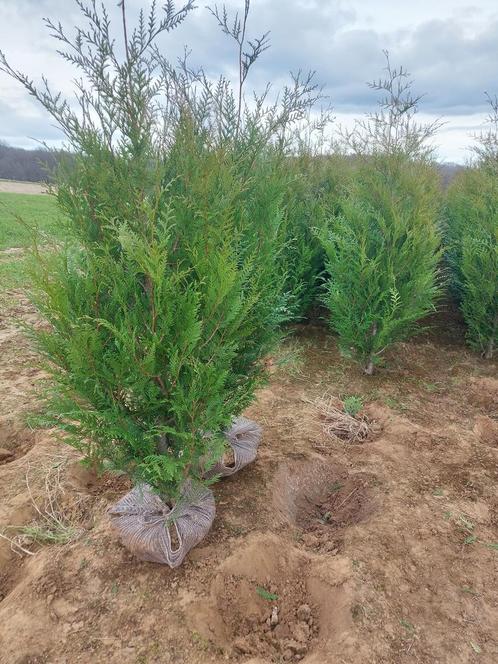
{"left": 0, "top": 2, "right": 495, "bottom": 562}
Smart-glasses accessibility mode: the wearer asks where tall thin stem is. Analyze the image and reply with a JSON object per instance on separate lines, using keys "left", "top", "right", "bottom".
{"left": 119, "top": 0, "right": 131, "bottom": 66}
{"left": 236, "top": 0, "right": 250, "bottom": 138}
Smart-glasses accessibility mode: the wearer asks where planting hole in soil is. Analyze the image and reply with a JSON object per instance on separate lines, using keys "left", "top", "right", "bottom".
{"left": 272, "top": 459, "right": 375, "bottom": 552}
{"left": 0, "top": 556, "right": 23, "bottom": 604}
{"left": 0, "top": 425, "right": 37, "bottom": 465}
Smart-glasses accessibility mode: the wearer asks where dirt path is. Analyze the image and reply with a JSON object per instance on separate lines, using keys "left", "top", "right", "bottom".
{"left": 0, "top": 293, "right": 497, "bottom": 664}
{"left": 0, "top": 179, "right": 48, "bottom": 195}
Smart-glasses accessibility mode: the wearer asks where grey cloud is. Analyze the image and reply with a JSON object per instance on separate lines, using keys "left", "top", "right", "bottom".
{"left": 1, "top": 0, "right": 498, "bottom": 156}
{"left": 395, "top": 18, "right": 498, "bottom": 114}
{"left": 150, "top": 3, "right": 498, "bottom": 116}
{"left": 0, "top": 99, "right": 64, "bottom": 147}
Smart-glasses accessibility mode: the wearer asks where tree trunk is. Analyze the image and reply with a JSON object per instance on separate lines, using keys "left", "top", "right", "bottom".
{"left": 156, "top": 433, "right": 170, "bottom": 455}
{"left": 484, "top": 314, "right": 497, "bottom": 360}
{"left": 364, "top": 357, "right": 375, "bottom": 375}
{"left": 364, "top": 321, "right": 378, "bottom": 375}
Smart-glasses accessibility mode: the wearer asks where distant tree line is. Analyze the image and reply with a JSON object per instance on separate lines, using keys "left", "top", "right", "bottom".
{"left": 0, "top": 141, "right": 64, "bottom": 182}
{"left": 438, "top": 162, "right": 465, "bottom": 188}
{"left": 0, "top": 139, "right": 463, "bottom": 185}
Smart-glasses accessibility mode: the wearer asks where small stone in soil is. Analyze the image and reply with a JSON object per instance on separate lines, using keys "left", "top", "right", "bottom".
{"left": 270, "top": 606, "right": 279, "bottom": 627}
{"left": 274, "top": 623, "right": 291, "bottom": 640}
{"left": 233, "top": 637, "right": 254, "bottom": 655}
{"left": 284, "top": 639, "right": 308, "bottom": 656}
{"left": 291, "top": 622, "right": 310, "bottom": 643}
{"left": 296, "top": 604, "right": 311, "bottom": 622}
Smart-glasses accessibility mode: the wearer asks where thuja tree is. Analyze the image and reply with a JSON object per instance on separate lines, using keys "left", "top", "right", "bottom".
{"left": 320, "top": 54, "right": 443, "bottom": 373}
{"left": 280, "top": 150, "right": 354, "bottom": 320}
{"left": 445, "top": 98, "right": 498, "bottom": 358}
{"left": 0, "top": 0, "right": 315, "bottom": 500}
{"left": 282, "top": 154, "right": 328, "bottom": 318}
{"left": 159, "top": 11, "right": 326, "bottom": 321}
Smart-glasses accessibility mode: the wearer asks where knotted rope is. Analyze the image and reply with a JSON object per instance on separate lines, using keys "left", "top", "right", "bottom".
{"left": 109, "top": 417, "right": 261, "bottom": 566}
{"left": 108, "top": 480, "right": 215, "bottom": 568}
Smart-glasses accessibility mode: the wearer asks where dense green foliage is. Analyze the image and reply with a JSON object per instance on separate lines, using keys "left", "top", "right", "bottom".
{"left": 281, "top": 154, "right": 352, "bottom": 318}
{"left": 1, "top": 2, "right": 493, "bottom": 517}
{"left": 445, "top": 168, "right": 498, "bottom": 358}
{"left": 320, "top": 157, "right": 442, "bottom": 372}
{"left": 319, "top": 56, "right": 443, "bottom": 374}
{"left": 1, "top": 0, "right": 321, "bottom": 497}
{"left": 31, "top": 124, "right": 286, "bottom": 497}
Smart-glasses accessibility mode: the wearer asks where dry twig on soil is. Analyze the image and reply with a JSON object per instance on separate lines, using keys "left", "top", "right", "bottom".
{"left": 305, "top": 394, "right": 369, "bottom": 444}
{"left": 10, "top": 454, "right": 87, "bottom": 551}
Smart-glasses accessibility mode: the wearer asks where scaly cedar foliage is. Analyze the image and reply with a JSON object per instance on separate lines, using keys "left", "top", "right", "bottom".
{"left": 281, "top": 153, "right": 353, "bottom": 319}
{"left": 445, "top": 167, "right": 498, "bottom": 358}
{"left": 0, "top": 0, "right": 319, "bottom": 497}
{"left": 319, "top": 55, "right": 443, "bottom": 374}
{"left": 320, "top": 157, "right": 442, "bottom": 373}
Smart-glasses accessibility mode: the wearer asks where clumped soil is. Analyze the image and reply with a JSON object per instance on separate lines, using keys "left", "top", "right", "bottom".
{"left": 189, "top": 534, "right": 321, "bottom": 662}
{"left": 1, "top": 288, "right": 498, "bottom": 664}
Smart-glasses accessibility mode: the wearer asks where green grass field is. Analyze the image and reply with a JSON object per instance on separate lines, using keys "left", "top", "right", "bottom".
{"left": 0, "top": 191, "right": 65, "bottom": 291}
{"left": 0, "top": 191, "right": 63, "bottom": 250}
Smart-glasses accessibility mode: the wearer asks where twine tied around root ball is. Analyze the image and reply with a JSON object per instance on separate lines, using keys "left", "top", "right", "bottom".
{"left": 205, "top": 416, "right": 262, "bottom": 479}
{"left": 109, "top": 417, "right": 261, "bottom": 567}
{"left": 108, "top": 480, "right": 215, "bottom": 568}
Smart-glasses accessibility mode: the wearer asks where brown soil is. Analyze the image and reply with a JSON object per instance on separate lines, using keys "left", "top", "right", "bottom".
{"left": 189, "top": 534, "right": 322, "bottom": 662}
{"left": 0, "top": 292, "right": 498, "bottom": 663}
{"left": 0, "top": 180, "right": 48, "bottom": 195}
{"left": 271, "top": 459, "right": 376, "bottom": 554}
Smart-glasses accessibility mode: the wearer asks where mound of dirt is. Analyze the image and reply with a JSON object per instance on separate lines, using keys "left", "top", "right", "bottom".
{"left": 218, "top": 575, "right": 317, "bottom": 661}
{"left": 191, "top": 534, "right": 318, "bottom": 661}
{"left": 189, "top": 534, "right": 355, "bottom": 662}
{"left": 467, "top": 377, "right": 498, "bottom": 412}
{"left": 473, "top": 415, "right": 498, "bottom": 446}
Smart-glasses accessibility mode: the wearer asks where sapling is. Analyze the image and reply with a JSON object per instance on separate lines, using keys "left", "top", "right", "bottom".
{"left": 279, "top": 151, "right": 351, "bottom": 319}
{"left": 343, "top": 396, "right": 363, "bottom": 418}
{"left": 445, "top": 150, "right": 498, "bottom": 358}
{"left": 320, "top": 54, "right": 443, "bottom": 373}
{"left": 445, "top": 95, "right": 498, "bottom": 359}
{"left": 0, "top": 0, "right": 320, "bottom": 563}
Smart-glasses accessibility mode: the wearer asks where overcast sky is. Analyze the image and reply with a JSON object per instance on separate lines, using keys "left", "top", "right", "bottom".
{"left": 1, "top": 0, "right": 497, "bottom": 162}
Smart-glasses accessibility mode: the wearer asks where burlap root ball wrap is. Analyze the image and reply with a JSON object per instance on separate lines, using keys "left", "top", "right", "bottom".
{"left": 205, "top": 416, "right": 262, "bottom": 479}
{"left": 108, "top": 480, "right": 215, "bottom": 568}
{"left": 109, "top": 416, "right": 261, "bottom": 567}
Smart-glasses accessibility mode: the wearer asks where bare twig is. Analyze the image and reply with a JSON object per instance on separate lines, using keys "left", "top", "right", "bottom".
{"left": 335, "top": 488, "right": 358, "bottom": 511}
{"left": 304, "top": 394, "right": 370, "bottom": 444}
{"left": 0, "top": 531, "right": 35, "bottom": 556}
